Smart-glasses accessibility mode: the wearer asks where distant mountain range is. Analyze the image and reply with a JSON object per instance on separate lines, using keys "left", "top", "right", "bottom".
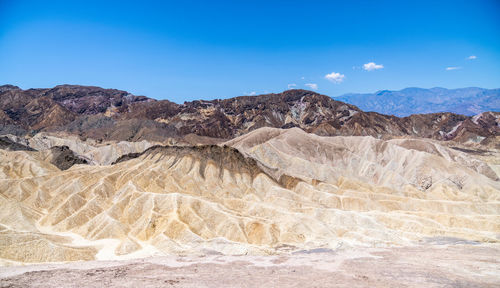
{"left": 336, "top": 87, "right": 500, "bottom": 117}
{"left": 1, "top": 84, "right": 498, "bottom": 146}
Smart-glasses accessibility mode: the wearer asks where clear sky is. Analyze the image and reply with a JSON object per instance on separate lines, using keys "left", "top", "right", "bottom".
{"left": 0, "top": 0, "right": 499, "bottom": 102}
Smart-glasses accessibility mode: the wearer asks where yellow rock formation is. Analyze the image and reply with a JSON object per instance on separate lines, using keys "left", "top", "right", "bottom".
{"left": 0, "top": 128, "right": 498, "bottom": 263}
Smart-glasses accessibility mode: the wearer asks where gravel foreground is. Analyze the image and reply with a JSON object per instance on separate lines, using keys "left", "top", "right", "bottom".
{"left": 1, "top": 244, "right": 499, "bottom": 288}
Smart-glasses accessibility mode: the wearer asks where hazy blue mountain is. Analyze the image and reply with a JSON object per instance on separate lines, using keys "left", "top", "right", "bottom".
{"left": 335, "top": 87, "right": 500, "bottom": 116}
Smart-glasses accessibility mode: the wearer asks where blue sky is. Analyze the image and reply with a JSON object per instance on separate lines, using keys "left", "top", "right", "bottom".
{"left": 0, "top": 0, "right": 499, "bottom": 102}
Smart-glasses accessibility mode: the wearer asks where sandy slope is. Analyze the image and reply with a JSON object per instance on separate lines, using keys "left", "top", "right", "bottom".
{"left": 0, "top": 128, "right": 499, "bottom": 264}
{"left": 4, "top": 133, "right": 157, "bottom": 165}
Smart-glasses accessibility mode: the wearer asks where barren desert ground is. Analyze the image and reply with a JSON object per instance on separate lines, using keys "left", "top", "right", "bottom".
{"left": 1, "top": 243, "right": 499, "bottom": 288}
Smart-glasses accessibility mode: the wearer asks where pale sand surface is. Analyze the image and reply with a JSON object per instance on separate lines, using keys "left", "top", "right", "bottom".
{"left": 1, "top": 244, "right": 499, "bottom": 288}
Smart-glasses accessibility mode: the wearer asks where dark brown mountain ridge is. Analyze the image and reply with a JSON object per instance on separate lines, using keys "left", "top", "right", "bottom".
{"left": 0, "top": 84, "right": 498, "bottom": 145}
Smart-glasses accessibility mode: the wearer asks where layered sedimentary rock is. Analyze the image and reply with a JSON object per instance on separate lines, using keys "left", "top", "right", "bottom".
{"left": 3, "top": 133, "right": 159, "bottom": 165}
{"left": 1, "top": 85, "right": 498, "bottom": 145}
{"left": 0, "top": 128, "right": 498, "bottom": 264}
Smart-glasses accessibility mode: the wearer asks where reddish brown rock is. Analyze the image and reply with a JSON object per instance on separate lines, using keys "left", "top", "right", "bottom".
{"left": 0, "top": 85, "right": 498, "bottom": 144}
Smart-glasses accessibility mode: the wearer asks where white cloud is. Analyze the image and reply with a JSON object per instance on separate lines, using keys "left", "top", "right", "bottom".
{"left": 287, "top": 83, "right": 297, "bottom": 89}
{"left": 305, "top": 83, "right": 318, "bottom": 90}
{"left": 446, "top": 66, "right": 462, "bottom": 71}
{"left": 301, "top": 76, "right": 305, "bottom": 80}
{"left": 363, "top": 62, "right": 384, "bottom": 71}
{"left": 467, "top": 55, "right": 477, "bottom": 60}
{"left": 245, "top": 91, "right": 257, "bottom": 96}
{"left": 324, "top": 72, "right": 345, "bottom": 83}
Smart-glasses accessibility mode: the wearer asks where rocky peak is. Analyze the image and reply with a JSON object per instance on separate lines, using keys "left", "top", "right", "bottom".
{"left": 36, "top": 85, "right": 153, "bottom": 115}
{"left": 0, "top": 85, "right": 498, "bottom": 145}
{"left": 0, "top": 84, "right": 21, "bottom": 93}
